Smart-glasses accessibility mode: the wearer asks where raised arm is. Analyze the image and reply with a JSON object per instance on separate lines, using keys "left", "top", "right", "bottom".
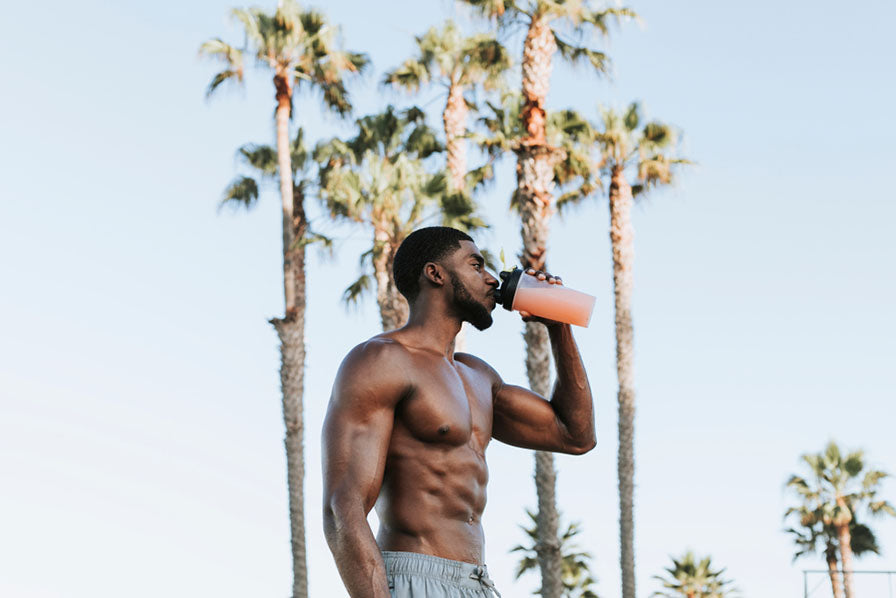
{"left": 490, "top": 271, "right": 595, "bottom": 455}
{"left": 322, "top": 340, "right": 409, "bottom": 598}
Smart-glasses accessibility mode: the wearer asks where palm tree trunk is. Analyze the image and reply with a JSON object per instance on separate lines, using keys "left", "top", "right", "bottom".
{"left": 443, "top": 81, "right": 468, "bottom": 193}
{"left": 519, "top": 14, "right": 562, "bottom": 598}
{"left": 271, "top": 73, "right": 308, "bottom": 598}
{"left": 826, "top": 543, "right": 845, "bottom": 598}
{"left": 837, "top": 521, "right": 856, "bottom": 598}
{"left": 527, "top": 322, "right": 562, "bottom": 598}
{"left": 521, "top": 15, "right": 555, "bottom": 145}
{"left": 517, "top": 143, "right": 565, "bottom": 598}
{"left": 517, "top": 147, "right": 564, "bottom": 598}
{"left": 372, "top": 226, "right": 409, "bottom": 331}
{"left": 610, "top": 165, "right": 637, "bottom": 598}
{"left": 443, "top": 80, "right": 470, "bottom": 352}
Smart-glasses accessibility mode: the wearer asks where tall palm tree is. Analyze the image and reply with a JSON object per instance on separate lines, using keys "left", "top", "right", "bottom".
{"left": 786, "top": 441, "right": 896, "bottom": 598}
{"left": 651, "top": 552, "right": 737, "bottom": 598}
{"left": 785, "top": 505, "right": 882, "bottom": 598}
{"left": 200, "top": 4, "right": 366, "bottom": 596}
{"left": 463, "top": 3, "right": 634, "bottom": 596}
{"left": 476, "top": 91, "right": 599, "bottom": 598}
{"left": 513, "top": 510, "right": 600, "bottom": 598}
{"left": 564, "top": 101, "right": 688, "bottom": 598}
{"left": 316, "top": 106, "right": 485, "bottom": 331}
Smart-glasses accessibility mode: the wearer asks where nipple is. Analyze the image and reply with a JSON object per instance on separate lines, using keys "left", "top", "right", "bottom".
{"left": 438, "top": 425, "right": 450, "bottom": 435}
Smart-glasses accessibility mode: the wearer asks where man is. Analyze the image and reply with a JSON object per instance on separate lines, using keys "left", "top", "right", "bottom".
{"left": 322, "top": 227, "right": 595, "bottom": 597}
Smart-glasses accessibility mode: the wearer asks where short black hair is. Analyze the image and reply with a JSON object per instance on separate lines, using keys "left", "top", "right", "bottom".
{"left": 393, "top": 226, "right": 474, "bottom": 301}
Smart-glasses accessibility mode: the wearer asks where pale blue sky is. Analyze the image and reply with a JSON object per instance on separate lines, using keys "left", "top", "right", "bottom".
{"left": 2, "top": 1, "right": 895, "bottom": 597}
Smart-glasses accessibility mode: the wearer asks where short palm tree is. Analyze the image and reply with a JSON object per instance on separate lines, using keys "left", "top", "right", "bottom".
{"left": 786, "top": 504, "right": 882, "bottom": 598}
{"left": 316, "top": 106, "right": 485, "bottom": 331}
{"left": 383, "top": 20, "right": 508, "bottom": 349}
{"left": 383, "top": 20, "right": 511, "bottom": 193}
{"left": 513, "top": 510, "right": 600, "bottom": 598}
{"left": 652, "top": 552, "right": 737, "bottom": 598}
{"left": 463, "top": 3, "right": 634, "bottom": 596}
{"left": 200, "top": 4, "right": 366, "bottom": 596}
{"left": 786, "top": 441, "right": 896, "bottom": 598}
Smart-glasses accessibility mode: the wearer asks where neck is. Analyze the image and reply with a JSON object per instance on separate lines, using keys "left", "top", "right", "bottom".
{"left": 402, "top": 297, "right": 463, "bottom": 359}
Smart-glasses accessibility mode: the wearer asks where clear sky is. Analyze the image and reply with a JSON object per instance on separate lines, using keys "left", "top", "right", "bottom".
{"left": 2, "top": 1, "right": 895, "bottom": 597}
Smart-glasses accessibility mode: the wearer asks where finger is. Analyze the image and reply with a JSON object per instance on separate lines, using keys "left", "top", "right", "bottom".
{"left": 525, "top": 267, "right": 535, "bottom": 275}
{"left": 535, "top": 270, "right": 546, "bottom": 280}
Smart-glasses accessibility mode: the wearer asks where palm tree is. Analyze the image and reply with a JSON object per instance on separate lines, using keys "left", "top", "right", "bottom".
{"left": 476, "top": 91, "right": 599, "bottom": 598}
{"left": 513, "top": 509, "right": 600, "bottom": 598}
{"left": 786, "top": 505, "right": 882, "bottom": 598}
{"left": 786, "top": 441, "right": 896, "bottom": 598}
{"left": 383, "top": 21, "right": 509, "bottom": 350}
{"left": 383, "top": 20, "right": 511, "bottom": 193}
{"left": 200, "top": 4, "right": 366, "bottom": 596}
{"left": 316, "top": 105, "right": 485, "bottom": 331}
{"left": 562, "top": 101, "right": 688, "bottom": 598}
{"left": 651, "top": 552, "right": 737, "bottom": 598}
{"left": 463, "top": 3, "right": 634, "bottom": 596}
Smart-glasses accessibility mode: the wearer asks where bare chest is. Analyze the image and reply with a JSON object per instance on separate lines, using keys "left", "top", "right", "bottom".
{"left": 395, "top": 358, "right": 493, "bottom": 447}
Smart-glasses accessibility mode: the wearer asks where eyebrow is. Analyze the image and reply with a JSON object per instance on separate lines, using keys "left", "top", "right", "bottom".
{"left": 470, "top": 253, "right": 484, "bottom": 265}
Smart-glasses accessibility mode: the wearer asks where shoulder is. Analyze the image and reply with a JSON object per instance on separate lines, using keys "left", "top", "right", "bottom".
{"left": 331, "top": 335, "right": 415, "bottom": 407}
{"left": 455, "top": 352, "right": 502, "bottom": 389}
{"left": 339, "top": 335, "right": 413, "bottom": 370}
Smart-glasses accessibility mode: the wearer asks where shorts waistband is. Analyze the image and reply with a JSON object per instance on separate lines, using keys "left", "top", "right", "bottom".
{"left": 382, "top": 551, "right": 501, "bottom": 596}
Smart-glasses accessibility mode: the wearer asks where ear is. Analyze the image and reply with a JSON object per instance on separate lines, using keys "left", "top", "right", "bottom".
{"left": 422, "top": 262, "right": 446, "bottom": 288}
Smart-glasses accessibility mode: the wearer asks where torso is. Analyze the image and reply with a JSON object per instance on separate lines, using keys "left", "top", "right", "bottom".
{"left": 372, "top": 332, "right": 497, "bottom": 565}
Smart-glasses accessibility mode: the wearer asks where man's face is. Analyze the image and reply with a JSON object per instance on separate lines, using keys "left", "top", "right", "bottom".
{"left": 444, "top": 240, "right": 499, "bottom": 331}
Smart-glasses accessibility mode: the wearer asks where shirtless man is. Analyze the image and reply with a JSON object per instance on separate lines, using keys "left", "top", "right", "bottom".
{"left": 322, "top": 226, "right": 595, "bottom": 597}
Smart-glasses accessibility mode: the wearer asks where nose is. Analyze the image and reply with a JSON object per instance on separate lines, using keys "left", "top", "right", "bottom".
{"left": 485, "top": 271, "right": 499, "bottom": 288}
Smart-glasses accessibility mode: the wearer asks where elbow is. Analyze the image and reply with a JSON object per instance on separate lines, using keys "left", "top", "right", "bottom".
{"left": 322, "top": 502, "right": 337, "bottom": 543}
{"left": 322, "top": 492, "right": 361, "bottom": 545}
{"left": 322, "top": 497, "right": 347, "bottom": 544}
{"left": 567, "top": 436, "right": 596, "bottom": 455}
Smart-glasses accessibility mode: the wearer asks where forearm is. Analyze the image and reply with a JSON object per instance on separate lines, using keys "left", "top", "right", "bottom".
{"left": 548, "top": 323, "right": 595, "bottom": 451}
{"left": 324, "top": 502, "right": 391, "bottom": 598}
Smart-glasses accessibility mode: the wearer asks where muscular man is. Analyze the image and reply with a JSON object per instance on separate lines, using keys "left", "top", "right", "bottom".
{"left": 322, "top": 227, "right": 595, "bottom": 598}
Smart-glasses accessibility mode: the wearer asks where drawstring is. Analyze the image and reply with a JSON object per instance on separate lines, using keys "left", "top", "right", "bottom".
{"left": 470, "top": 565, "right": 502, "bottom": 597}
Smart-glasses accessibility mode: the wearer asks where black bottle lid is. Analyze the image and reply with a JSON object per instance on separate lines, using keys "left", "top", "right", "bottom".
{"left": 495, "top": 267, "right": 522, "bottom": 311}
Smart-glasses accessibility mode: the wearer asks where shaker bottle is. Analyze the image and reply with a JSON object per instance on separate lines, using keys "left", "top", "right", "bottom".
{"left": 495, "top": 267, "right": 596, "bottom": 327}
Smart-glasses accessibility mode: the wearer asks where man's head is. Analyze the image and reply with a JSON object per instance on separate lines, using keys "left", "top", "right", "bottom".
{"left": 393, "top": 226, "right": 498, "bottom": 330}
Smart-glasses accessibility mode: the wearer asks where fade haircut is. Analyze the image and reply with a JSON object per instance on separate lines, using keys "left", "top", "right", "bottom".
{"left": 393, "top": 226, "right": 474, "bottom": 301}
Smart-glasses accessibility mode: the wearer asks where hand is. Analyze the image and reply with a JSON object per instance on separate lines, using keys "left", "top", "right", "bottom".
{"left": 518, "top": 268, "right": 565, "bottom": 327}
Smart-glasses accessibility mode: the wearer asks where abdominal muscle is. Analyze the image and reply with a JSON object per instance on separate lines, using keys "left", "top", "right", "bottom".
{"left": 374, "top": 431, "right": 490, "bottom": 565}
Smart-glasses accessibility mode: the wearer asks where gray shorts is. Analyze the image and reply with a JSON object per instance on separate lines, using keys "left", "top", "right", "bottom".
{"left": 382, "top": 551, "right": 502, "bottom": 598}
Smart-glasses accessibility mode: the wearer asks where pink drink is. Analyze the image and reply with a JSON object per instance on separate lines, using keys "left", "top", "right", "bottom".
{"left": 501, "top": 269, "right": 596, "bottom": 327}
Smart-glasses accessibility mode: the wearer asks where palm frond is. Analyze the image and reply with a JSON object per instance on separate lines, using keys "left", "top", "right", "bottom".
{"left": 199, "top": 39, "right": 245, "bottom": 97}
{"left": 238, "top": 144, "right": 278, "bottom": 176}
{"left": 382, "top": 58, "right": 430, "bottom": 92}
{"left": 220, "top": 175, "right": 259, "bottom": 210}
{"left": 229, "top": 8, "right": 263, "bottom": 50}
{"left": 343, "top": 272, "right": 373, "bottom": 305}
{"left": 554, "top": 35, "right": 610, "bottom": 74}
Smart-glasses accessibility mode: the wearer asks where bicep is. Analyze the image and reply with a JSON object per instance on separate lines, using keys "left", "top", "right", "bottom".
{"left": 322, "top": 399, "right": 394, "bottom": 512}
{"left": 322, "top": 345, "right": 405, "bottom": 513}
{"left": 492, "top": 383, "right": 574, "bottom": 453}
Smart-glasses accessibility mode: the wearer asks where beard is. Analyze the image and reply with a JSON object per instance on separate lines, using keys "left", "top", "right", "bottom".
{"left": 449, "top": 271, "right": 493, "bottom": 331}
